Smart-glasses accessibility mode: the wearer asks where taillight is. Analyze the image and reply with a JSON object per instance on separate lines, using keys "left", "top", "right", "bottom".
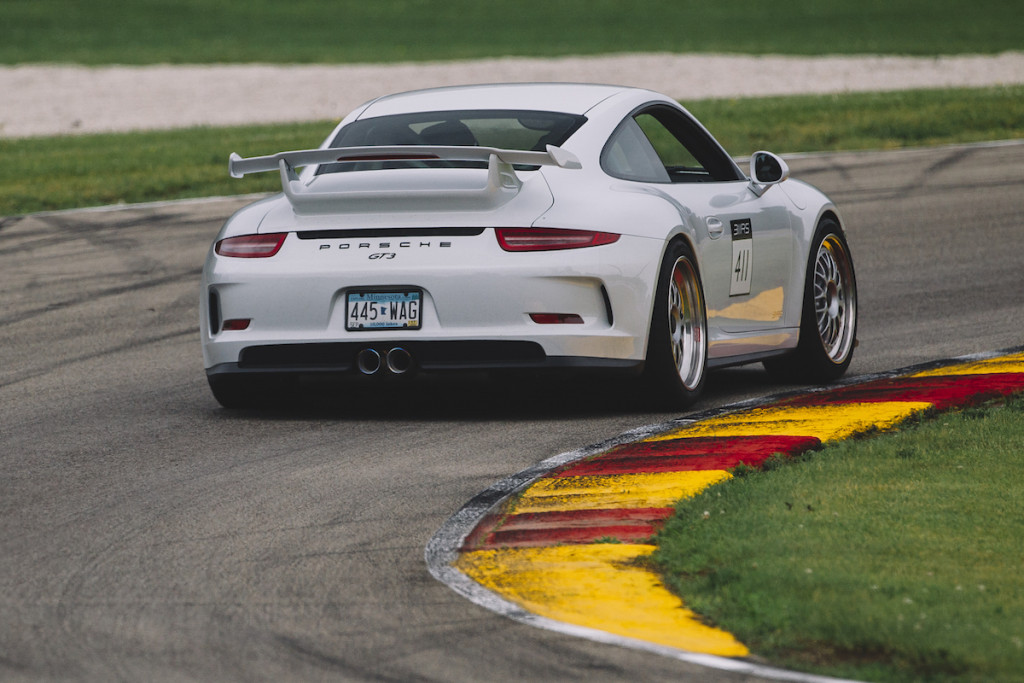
{"left": 215, "top": 233, "right": 287, "bottom": 258}
{"left": 495, "top": 227, "right": 620, "bottom": 252}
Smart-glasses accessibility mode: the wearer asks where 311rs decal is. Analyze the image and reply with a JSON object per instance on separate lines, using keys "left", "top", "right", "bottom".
{"left": 729, "top": 218, "right": 752, "bottom": 296}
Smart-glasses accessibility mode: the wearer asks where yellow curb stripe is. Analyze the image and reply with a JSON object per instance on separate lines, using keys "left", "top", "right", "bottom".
{"left": 645, "top": 401, "right": 934, "bottom": 444}
{"left": 456, "top": 544, "right": 750, "bottom": 657}
{"left": 911, "top": 353, "right": 1024, "bottom": 377}
{"left": 511, "top": 470, "right": 731, "bottom": 514}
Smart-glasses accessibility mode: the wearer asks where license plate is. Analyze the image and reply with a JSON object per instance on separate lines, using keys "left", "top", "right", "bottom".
{"left": 346, "top": 290, "right": 421, "bottom": 330}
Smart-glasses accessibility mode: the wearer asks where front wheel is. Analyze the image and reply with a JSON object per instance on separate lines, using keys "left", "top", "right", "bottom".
{"left": 765, "top": 218, "right": 857, "bottom": 382}
{"left": 643, "top": 239, "right": 708, "bottom": 407}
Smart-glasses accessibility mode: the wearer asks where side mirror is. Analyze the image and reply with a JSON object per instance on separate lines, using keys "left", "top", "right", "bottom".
{"left": 749, "top": 151, "right": 789, "bottom": 196}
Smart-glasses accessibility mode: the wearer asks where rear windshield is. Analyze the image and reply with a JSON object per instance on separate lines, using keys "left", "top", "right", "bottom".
{"left": 317, "top": 109, "right": 586, "bottom": 174}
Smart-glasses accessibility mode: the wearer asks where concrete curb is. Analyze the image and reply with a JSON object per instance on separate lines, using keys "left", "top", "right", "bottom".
{"left": 426, "top": 346, "right": 1024, "bottom": 681}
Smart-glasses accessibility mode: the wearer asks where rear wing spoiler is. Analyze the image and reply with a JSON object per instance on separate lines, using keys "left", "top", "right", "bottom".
{"left": 227, "top": 145, "right": 582, "bottom": 213}
{"left": 228, "top": 144, "right": 581, "bottom": 178}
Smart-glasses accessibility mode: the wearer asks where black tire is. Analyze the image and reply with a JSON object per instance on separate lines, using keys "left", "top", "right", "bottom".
{"left": 643, "top": 239, "right": 708, "bottom": 407}
{"left": 764, "top": 218, "right": 857, "bottom": 383}
{"left": 207, "top": 373, "right": 295, "bottom": 409}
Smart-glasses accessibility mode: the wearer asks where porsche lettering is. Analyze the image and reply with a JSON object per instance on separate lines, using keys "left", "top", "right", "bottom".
{"left": 317, "top": 241, "right": 452, "bottom": 250}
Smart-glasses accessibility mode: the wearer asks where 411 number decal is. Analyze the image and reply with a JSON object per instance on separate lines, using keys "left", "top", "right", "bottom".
{"left": 729, "top": 218, "right": 753, "bottom": 296}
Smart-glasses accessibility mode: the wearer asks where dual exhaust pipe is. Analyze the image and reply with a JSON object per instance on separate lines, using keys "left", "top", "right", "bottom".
{"left": 356, "top": 347, "right": 413, "bottom": 376}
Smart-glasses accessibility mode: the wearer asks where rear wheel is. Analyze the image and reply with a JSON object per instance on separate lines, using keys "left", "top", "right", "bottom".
{"left": 643, "top": 239, "right": 708, "bottom": 407}
{"left": 765, "top": 218, "right": 857, "bottom": 382}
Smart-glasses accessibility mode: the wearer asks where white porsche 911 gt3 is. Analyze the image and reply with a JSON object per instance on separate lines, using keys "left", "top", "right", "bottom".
{"left": 200, "top": 83, "right": 856, "bottom": 409}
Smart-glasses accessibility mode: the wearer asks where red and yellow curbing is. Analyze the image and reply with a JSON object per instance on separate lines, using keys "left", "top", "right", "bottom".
{"left": 453, "top": 351, "right": 1024, "bottom": 657}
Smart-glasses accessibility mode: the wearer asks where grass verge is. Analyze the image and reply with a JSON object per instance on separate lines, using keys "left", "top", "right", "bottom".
{"left": 2, "top": 85, "right": 1022, "bottom": 217}
{"left": 3, "top": 0, "right": 1019, "bottom": 64}
{"left": 653, "top": 397, "right": 1024, "bottom": 682}
{"left": 0, "top": 122, "right": 328, "bottom": 216}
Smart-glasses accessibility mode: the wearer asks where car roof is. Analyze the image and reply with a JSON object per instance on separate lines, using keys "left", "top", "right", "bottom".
{"left": 356, "top": 82, "right": 640, "bottom": 118}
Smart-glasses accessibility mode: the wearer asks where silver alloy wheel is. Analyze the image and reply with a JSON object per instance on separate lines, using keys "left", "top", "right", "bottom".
{"left": 667, "top": 255, "right": 706, "bottom": 390}
{"left": 813, "top": 233, "right": 856, "bottom": 363}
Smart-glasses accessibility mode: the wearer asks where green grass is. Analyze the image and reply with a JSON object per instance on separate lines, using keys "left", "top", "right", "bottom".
{"left": 3, "top": 0, "right": 1021, "bottom": 64}
{"left": 0, "top": 122, "right": 328, "bottom": 215}
{"left": 3, "top": 85, "right": 1022, "bottom": 217}
{"left": 654, "top": 397, "right": 1024, "bottom": 682}
{"left": 690, "top": 87, "right": 1024, "bottom": 154}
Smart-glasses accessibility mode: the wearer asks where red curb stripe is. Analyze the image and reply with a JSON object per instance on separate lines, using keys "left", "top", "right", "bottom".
{"left": 462, "top": 509, "right": 677, "bottom": 550}
{"left": 461, "top": 512, "right": 504, "bottom": 551}
{"left": 471, "top": 509, "right": 676, "bottom": 549}
{"left": 481, "top": 523, "right": 661, "bottom": 548}
{"left": 781, "top": 373, "right": 1024, "bottom": 410}
{"left": 498, "top": 507, "right": 676, "bottom": 529}
{"left": 552, "top": 435, "right": 821, "bottom": 477}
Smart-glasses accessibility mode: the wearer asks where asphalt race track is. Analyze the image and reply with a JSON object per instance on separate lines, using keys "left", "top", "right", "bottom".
{"left": 2, "top": 143, "right": 1022, "bottom": 681}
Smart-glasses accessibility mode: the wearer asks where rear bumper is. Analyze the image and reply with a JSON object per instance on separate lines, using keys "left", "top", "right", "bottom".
{"left": 206, "top": 339, "right": 644, "bottom": 377}
{"left": 200, "top": 229, "right": 663, "bottom": 371}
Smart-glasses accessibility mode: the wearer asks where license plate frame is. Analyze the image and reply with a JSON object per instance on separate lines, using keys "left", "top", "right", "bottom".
{"left": 345, "top": 289, "right": 422, "bottom": 331}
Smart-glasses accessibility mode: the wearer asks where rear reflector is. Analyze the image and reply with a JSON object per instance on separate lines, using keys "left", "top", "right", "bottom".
{"left": 216, "top": 233, "right": 287, "bottom": 258}
{"left": 222, "top": 318, "right": 251, "bottom": 331}
{"left": 496, "top": 227, "right": 619, "bottom": 252}
{"left": 530, "top": 313, "right": 585, "bottom": 324}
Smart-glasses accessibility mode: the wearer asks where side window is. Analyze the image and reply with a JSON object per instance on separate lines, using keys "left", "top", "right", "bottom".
{"left": 635, "top": 113, "right": 707, "bottom": 181}
{"left": 602, "top": 105, "right": 743, "bottom": 184}
{"left": 600, "top": 118, "right": 671, "bottom": 183}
